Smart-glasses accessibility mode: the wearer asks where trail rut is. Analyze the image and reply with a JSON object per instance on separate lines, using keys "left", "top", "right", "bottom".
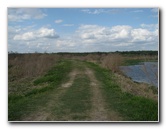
{"left": 21, "top": 61, "right": 122, "bottom": 121}
{"left": 22, "top": 70, "right": 79, "bottom": 121}
{"left": 62, "top": 69, "right": 78, "bottom": 88}
{"left": 85, "top": 68, "right": 108, "bottom": 121}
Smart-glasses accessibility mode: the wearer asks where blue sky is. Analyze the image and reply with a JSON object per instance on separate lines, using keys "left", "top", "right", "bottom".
{"left": 8, "top": 8, "right": 159, "bottom": 53}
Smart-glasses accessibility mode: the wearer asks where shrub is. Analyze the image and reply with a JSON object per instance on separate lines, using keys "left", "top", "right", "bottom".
{"left": 101, "top": 53, "right": 123, "bottom": 73}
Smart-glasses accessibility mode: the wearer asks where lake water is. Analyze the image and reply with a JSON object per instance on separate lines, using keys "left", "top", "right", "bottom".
{"left": 119, "top": 62, "right": 158, "bottom": 87}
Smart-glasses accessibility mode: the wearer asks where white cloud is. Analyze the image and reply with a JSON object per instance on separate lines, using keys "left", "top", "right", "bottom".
{"left": 140, "top": 24, "right": 158, "bottom": 30}
{"left": 91, "top": 9, "right": 105, "bottom": 14}
{"left": 81, "top": 9, "right": 102, "bottom": 14}
{"left": 14, "top": 32, "right": 35, "bottom": 40}
{"left": 13, "top": 27, "right": 59, "bottom": 41}
{"left": 131, "top": 29, "right": 152, "bottom": 42}
{"left": 55, "top": 19, "right": 63, "bottom": 24}
{"left": 9, "top": 24, "right": 158, "bottom": 53}
{"left": 81, "top": 9, "right": 120, "bottom": 14}
{"left": 76, "top": 25, "right": 132, "bottom": 43}
{"left": 110, "top": 25, "right": 132, "bottom": 40}
{"left": 37, "top": 27, "right": 59, "bottom": 38}
{"left": 76, "top": 24, "right": 158, "bottom": 46}
{"left": 8, "top": 8, "right": 47, "bottom": 22}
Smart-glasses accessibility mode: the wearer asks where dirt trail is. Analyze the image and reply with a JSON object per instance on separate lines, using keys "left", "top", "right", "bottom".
{"left": 62, "top": 69, "right": 78, "bottom": 88}
{"left": 85, "top": 68, "right": 108, "bottom": 121}
{"left": 85, "top": 67, "right": 122, "bottom": 121}
{"left": 21, "top": 61, "right": 122, "bottom": 121}
{"left": 22, "top": 70, "right": 80, "bottom": 121}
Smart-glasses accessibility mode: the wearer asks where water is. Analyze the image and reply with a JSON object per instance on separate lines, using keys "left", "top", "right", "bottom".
{"left": 120, "top": 62, "right": 158, "bottom": 87}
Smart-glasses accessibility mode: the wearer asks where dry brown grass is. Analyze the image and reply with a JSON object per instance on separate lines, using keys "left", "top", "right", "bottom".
{"left": 84, "top": 54, "right": 101, "bottom": 63}
{"left": 8, "top": 54, "right": 61, "bottom": 95}
{"left": 8, "top": 54, "right": 60, "bottom": 81}
{"left": 113, "top": 73, "right": 158, "bottom": 101}
{"left": 100, "top": 53, "right": 123, "bottom": 73}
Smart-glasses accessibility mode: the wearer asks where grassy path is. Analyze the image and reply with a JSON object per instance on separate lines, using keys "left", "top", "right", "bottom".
{"left": 8, "top": 60, "right": 158, "bottom": 121}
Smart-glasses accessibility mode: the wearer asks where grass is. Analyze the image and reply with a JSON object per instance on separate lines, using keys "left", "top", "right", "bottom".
{"left": 123, "top": 59, "right": 158, "bottom": 66}
{"left": 123, "top": 59, "right": 145, "bottom": 66}
{"left": 8, "top": 52, "right": 158, "bottom": 121}
{"left": 8, "top": 91, "right": 52, "bottom": 121}
{"left": 8, "top": 54, "right": 60, "bottom": 80}
{"left": 8, "top": 60, "right": 73, "bottom": 121}
{"left": 86, "top": 61, "right": 158, "bottom": 121}
{"left": 52, "top": 73, "right": 91, "bottom": 121}
{"left": 33, "top": 60, "right": 72, "bottom": 85}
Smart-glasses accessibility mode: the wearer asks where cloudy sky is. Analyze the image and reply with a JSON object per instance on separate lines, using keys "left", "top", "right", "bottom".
{"left": 8, "top": 8, "right": 159, "bottom": 53}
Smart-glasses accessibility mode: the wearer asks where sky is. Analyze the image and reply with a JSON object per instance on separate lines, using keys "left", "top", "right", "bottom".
{"left": 8, "top": 8, "right": 159, "bottom": 53}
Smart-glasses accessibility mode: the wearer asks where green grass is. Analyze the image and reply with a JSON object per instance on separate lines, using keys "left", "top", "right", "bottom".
{"left": 33, "top": 60, "right": 72, "bottom": 85}
{"left": 123, "top": 59, "right": 158, "bottom": 66}
{"left": 8, "top": 60, "right": 73, "bottom": 121}
{"left": 53, "top": 74, "right": 91, "bottom": 121}
{"left": 8, "top": 91, "right": 52, "bottom": 121}
{"left": 86, "top": 61, "right": 158, "bottom": 121}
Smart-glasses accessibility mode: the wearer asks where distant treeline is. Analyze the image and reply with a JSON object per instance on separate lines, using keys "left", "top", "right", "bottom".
{"left": 115, "top": 50, "right": 158, "bottom": 56}
{"left": 8, "top": 50, "right": 158, "bottom": 56}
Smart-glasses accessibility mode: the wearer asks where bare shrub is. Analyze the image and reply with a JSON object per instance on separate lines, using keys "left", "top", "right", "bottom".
{"left": 101, "top": 53, "right": 123, "bottom": 73}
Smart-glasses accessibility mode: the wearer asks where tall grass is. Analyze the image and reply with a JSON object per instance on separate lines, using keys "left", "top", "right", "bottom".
{"left": 8, "top": 54, "right": 60, "bottom": 81}
{"left": 101, "top": 53, "right": 123, "bottom": 73}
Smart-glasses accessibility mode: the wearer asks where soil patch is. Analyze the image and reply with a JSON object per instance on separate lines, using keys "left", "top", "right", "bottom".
{"left": 62, "top": 69, "right": 79, "bottom": 88}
